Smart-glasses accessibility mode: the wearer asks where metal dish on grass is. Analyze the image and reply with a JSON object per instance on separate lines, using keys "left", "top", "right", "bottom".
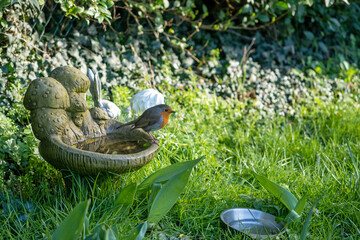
{"left": 220, "top": 208, "right": 285, "bottom": 239}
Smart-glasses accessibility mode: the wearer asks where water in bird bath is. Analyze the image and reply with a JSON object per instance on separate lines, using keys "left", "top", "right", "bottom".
{"left": 74, "top": 134, "right": 150, "bottom": 155}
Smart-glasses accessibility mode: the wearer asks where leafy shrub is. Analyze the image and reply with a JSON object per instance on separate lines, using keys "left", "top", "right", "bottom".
{"left": 54, "top": 0, "right": 114, "bottom": 24}
{"left": 0, "top": 106, "right": 60, "bottom": 197}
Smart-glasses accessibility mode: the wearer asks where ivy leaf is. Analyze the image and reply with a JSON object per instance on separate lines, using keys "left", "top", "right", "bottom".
{"left": 105, "top": 0, "right": 114, "bottom": 8}
{"left": 258, "top": 14, "right": 270, "bottom": 23}
{"left": 0, "top": 0, "right": 11, "bottom": 8}
{"left": 67, "top": 6, "right": 84, "bottom": 18}
{"left": 304, "top": 31, "right": 314, "bottom": 41}
{"left": 330, "top": 18, "right": 340, "bottom": 27}
{"left": 241, "top": 4, "right": 253, "bottom": 14}
{"left": 275, "top": 1, "right": 289, "bottom": 10}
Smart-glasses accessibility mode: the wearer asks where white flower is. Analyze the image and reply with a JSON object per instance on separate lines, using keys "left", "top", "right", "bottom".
{"left": 130, "top": 88, "right": 165, "bottom": 116}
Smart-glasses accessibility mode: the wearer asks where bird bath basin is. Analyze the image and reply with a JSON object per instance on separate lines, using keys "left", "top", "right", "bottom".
{"left": 74, "top": 134, "right": 150, "bottom": 155}
{"left": 23, "top": 66, "right": 158, "bottom": 176}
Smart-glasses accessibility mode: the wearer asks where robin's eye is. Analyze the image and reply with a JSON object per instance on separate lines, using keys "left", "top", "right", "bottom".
{"left": 165, "top": 109, "right": 168, "bottom": 112}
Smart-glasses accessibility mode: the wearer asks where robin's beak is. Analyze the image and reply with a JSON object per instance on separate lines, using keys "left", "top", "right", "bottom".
{"left": 171, "top": 110, "right": 176, "bottom": 114}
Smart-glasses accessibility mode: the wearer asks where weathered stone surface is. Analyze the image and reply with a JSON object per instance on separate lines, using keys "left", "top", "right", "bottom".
{"left": 67, "top": 92, "right": 88, "bottom": 113}
{"left": 24, "top": 77, "right": 70, "bottom": 110}
{"left": 30, "top": 108, "right": 69, "bottom": 140}
{"left": 81, "top": 110, "right": 104, "bottom": 139}
{"left": 61, "top": 120, "right": 84, "bottom": 145}
{"left": 90, "top": 107, "right": 110, "bottom": 121}
{"left": 50, "top": 66, "right": 90, "bottom": 93}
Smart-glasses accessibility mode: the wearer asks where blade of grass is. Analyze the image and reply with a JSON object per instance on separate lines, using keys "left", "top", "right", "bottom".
{"left": 347, "top": 140, "right": 359, "bottom": 179}
{"left": 300, "top": 195, "right": 323, "bottom": 240}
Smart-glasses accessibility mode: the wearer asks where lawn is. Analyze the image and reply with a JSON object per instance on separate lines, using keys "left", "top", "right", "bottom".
{"left": 1, "top": 1, "right": 360, "bottom": 239}
{"left": 1, "top": 89, "right": 359, "bottom": 239}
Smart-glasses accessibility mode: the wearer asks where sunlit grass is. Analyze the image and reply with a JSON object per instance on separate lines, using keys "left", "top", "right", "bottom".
{"left": 1, "top": 89, "right": 360, "bottom": 239}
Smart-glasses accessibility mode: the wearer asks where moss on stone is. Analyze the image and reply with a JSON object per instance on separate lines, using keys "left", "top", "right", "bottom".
{"left": 30, "top": 108, "right": 69, "bottom": 140}
{"left": 24, "top": 77, "right": 70, "bottom": 110}
{"left": 50, "top": 66, "right": 90, "bottom": 93}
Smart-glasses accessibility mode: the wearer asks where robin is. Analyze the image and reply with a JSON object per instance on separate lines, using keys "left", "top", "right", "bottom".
{"left": 118, "top": 104, "right": 175, "bottom": 143}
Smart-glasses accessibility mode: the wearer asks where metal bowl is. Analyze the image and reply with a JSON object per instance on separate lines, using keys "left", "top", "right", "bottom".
{"left": 220, "top": 208, "right": 285, "bottom": 239}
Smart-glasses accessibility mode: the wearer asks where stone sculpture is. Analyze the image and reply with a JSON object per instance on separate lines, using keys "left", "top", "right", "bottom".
{"left": 23, "top": 66, "right": 158, "bottom": 176}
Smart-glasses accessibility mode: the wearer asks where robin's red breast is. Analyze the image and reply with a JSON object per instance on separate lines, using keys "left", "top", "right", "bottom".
{"left": 119, "top": 104, "right": 175, "bottom": 137}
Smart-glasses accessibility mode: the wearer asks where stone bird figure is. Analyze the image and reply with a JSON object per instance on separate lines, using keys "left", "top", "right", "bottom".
{"left": 87, "top": 68, "right": 121, "bottom": 119}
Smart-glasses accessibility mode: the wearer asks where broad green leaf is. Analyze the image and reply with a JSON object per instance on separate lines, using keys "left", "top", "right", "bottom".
{"left": 125, "top": 222, "right": 147, "bottom": 240}
{"left": 285, "top": 209, "right": 301, "bottom": 223}
{"left": 258, "top": 14, "right": 269, "bottom": 23}
{"left": 1, "top": 19, "right": 7, "bottom": 28}
{"left": 99, "top": 183, "right": 137, "bottom": 223}
{"left": 0, "top": 0, "right": 11, "bottom": 8}
{"left": 294, "top": 194, "right": 307, "bottom": 215}
{"left": 148, "top": 169, "right": 191, "bottom": 224}
{"left": 252, "top": 172, "right": 298, "bottom": 211}
{"left": 304, "top": 31, "right": 314, "bottom": 41}
{"left": 114, "top": 183, "right": 137, "bottom": 210}
{"left": 138, "top": 156, "right": 204, "bottom": 192}
{"left": 85, "top": 224, "right": 117, "bottom": 240}
{"left": 241, "top": 4, "right": 253, "bottom": 14}
{"left": 275, "top": 1, "right": 289, "bottom": 10}
{"left": 105, "top": 1, "right": 114, "bottom": 8}
{"left": 52, "top": 200, "right": 90, "bottom": 240}
{"left": 285, "top": 195, "right": 307, "bottom": 223}
{"left": 148, "top": 183, "right": 162, "bottom": 209}
{"left": 330, "top": 18, "right": 340, "bottom": 27}
{"left": 202, "top": 4, "right": 208, "bottom": 13}
{"left": 300, "top": 195, "right": 323, "bottom": 240}
{"left": 68, "top": 6, "right": 84, "bottom": 17}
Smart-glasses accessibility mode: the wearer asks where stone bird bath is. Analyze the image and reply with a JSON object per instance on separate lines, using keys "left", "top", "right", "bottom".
{"left": 23, "top": 66, "right": 158, "bottom": 176}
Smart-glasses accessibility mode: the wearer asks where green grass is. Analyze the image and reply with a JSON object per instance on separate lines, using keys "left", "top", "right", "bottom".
{"left": 1, "top": 89, "right": 360, "bottom": 239}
